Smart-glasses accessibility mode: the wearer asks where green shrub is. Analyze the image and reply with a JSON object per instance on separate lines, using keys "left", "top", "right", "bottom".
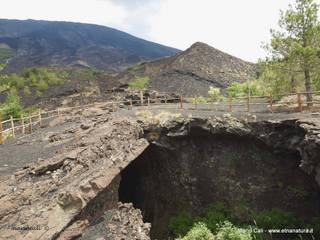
{"left": 227, "top": 80, "right": 269, "bottom": 98}
{"left": 215, "top": 221, "right": 253, "bottom": 240}
{"left": 308, "top": 217, "right": 320, "bottom": 237}
{"left": 169, "top": 203, "right": 232, "bottom": 238}
{"left": 208, "top": 87, "right": 224, "bottom": 102}
{"left": 186, "top": 97, "right": 210, "bottom": 103}
{"left": 169, "top": 212, "right": 195, "bottom": 237}
{"left": 23, "top": 86, "right": 31, "bottom": 96}
{"left": 36, "top": 79, "right": 49, "bottom": 91}
{"left": 252, "top": 208, "right": 298, "bottom": 229}
{"left": 0, "top": 88, "right": 23, "bottom": 119}
{"left": 177, "top": 222, "right": 215, "bottom": 240}
{"left": 128, "top": 76, "right": 150, "bottom": 89}
{"left": 201, "top": 202, "right": 233, "bottom": 233}
{"left": 35, "top": 90, "right": 42, "bottom": 97}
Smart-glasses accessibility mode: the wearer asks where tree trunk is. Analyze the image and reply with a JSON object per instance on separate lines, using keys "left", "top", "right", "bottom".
{"left": 304, "top": 69, "right": 313, "bottom": 106}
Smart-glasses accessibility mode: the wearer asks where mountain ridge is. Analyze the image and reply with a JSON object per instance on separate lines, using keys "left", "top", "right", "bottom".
{"left": 0, "top": 19, "right": 180, "bottom": 71}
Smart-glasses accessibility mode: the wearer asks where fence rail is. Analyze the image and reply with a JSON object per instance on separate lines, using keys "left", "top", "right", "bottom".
{"left": 0, "top": 90, "right": 319, "bottom": 145}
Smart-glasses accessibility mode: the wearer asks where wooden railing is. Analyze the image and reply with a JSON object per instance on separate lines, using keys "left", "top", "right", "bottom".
{"left": 0, "top": 90, "right": 319, "bottom": 145}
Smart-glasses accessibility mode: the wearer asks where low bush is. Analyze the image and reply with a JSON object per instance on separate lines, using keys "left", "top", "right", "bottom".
{"left": 169, "top": 212, "right": 195, "bottom": 237}
{"left": 215, "top": 221, "right": 253, "bottom": 240}
{"left": 201, "top": 202, "right": 233, "bottom": 233}
{"left": 0, "top": 88, "right": 23, "bottom": 119}
{"left": 208, "top": 87, "right": 225, "bottom": 102}
{"left": 252, "top": 208, "right": 298, "bottom": 229}
{"left": 177, "top": 222, "right": 215, "bottom": 240}
{"left": 227, "top": 80, "right": 269, "bottom": 98}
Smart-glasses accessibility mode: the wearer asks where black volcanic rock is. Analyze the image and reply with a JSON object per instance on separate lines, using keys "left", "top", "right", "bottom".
{"left": 116, "top": 42, "right": 257, "bottom": 96}
{"left": 0, "top": 19, "right": 179, "bottom": 71}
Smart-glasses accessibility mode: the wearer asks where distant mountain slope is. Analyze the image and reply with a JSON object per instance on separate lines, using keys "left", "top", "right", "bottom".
{"left": 0, "top": 19, "right": 180, "bottom": 71}
{"left": 116, "top": 42, "right": 257, "bottom": 96}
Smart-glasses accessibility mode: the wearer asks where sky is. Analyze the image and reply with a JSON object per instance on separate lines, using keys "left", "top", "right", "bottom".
{"left": 1, "top": 0, "right": 319, "bottom": 63}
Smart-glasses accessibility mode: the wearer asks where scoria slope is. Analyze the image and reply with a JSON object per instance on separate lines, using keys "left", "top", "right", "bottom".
{"left": 116, "top": 42, "right": 257, "bottom": 96}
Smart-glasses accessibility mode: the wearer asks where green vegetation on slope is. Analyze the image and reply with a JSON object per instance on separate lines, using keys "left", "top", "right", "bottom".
{"left": 0, "top": 67, "right": 66, "bottom": 120}
{"left": 128, "top": 76, "right": 151, "bottom": 89}
{"left": 0, "top": 67, "right": 65, "bottom": 94}
{"left": 0, "top": 46, "right": 13, "bottom": 64}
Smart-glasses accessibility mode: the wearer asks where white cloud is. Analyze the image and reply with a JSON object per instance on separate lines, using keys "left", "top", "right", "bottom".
{"left": 2, "top": 0, "right": 320, "bottom": 62}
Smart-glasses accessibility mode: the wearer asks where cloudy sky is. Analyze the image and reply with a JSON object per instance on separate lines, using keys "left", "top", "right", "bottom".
{"left": 2, "top": 0, "right": 319, "bottom": 62}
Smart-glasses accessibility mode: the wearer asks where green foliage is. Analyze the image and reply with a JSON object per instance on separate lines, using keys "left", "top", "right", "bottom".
{"left": 215, "top": 221, "right": 253, "bottom": 240}
{"left": 128, "top": 76, "right": 151, "bottom": 89}
{"left": 0, "top": 47, "right": 13, "bottom": 63}
{"left": 263, "top": 0, "right": 320, "bottom": 99}
{"left": 308, "top": 217, "right": 320, "bottom": 236}
{"left": 0, "top": 88, "right": 23, "bottom": 119}
{"left": 177, "top": 222, "right": 215, "bottom": 240}
{"left": 35, "top": 90, "right": 42, "bottom": 97}
{"left": 186, "top": 96, "right": 209, "bottom": 103}
{"left": 208, "top": 87, "right": 222, "bottom": 102}
{"left": 200, "top": 202, "right": 233, "bottom": 234}
{"left": 36, "top": 79, "right": 49, "bottom": 91}
{"left": 23, "top": 86, "right": 31, "bottom": 96}
{"left": 169, "top": 212, "right": 195, "bottom": 237}
{"left": 0, "top": 63, "right": 6, "bottom": 72}
{"left": 169, "top": 204, "right": 306, "bottom": 240}
{"left": 169, "top": 203, "right": 233, "bottom": 238}
{"left": 252, "top": 208, "right": 298, "bottom": 229}
{"left": 22, "top": 67, "right": 64, "bottom": 91}
{"left": 227, "top": 80, "right": 269, "bottom": 98}
{"left": 0, "top": 67, "right": 65, "bottom": 96}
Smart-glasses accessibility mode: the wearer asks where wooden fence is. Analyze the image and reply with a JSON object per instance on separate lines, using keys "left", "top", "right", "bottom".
{"left": 0, "top": 91, "right": 319, "bottom": 145}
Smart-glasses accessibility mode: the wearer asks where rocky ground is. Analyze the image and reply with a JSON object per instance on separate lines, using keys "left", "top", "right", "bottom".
{"left": 0, "top": 107, "right": 319, "bottom": 240}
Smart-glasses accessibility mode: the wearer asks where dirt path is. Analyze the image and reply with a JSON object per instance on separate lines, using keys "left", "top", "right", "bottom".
{"left": 0, "top": 121, "right": 76, "bottom": 177}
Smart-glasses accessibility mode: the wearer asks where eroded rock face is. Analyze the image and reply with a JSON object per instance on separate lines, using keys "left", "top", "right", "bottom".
{"left": 121, "top": 117, "right": 320, "bottom": 239}
{"left": 80, "top": 202, "right": 151, "bottom": 240}
{"left": 0, "top": 116, "right": 149, "bottom": 240}
{"left": 0, "top": 115, "right": 319, "bottom": 240}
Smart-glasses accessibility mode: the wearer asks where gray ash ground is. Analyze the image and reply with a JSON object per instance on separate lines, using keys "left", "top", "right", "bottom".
{"left": 0, "top": 104, "right": 319, "bottom": 240}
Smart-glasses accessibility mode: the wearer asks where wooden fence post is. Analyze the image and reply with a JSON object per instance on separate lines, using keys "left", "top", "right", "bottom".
{"left": 140, "top": 90, "right": 144, "bottom": 106}
{"left": 10, "top": 115, "right": 15, "bottom": 138}
{"left": 269, "top": 94, "right": 273, "bottom": 113}
{"left": 0, "top": 116, "right": 3, "bottom": 145}
{"left": 130, "top": 99, "right": 133, "bottom": 110}
{"left": 165, "top": 96, "right": 167, "bottom": 104}
{"left": 180, "top": 95, "right": 184, "bottom": 109}
{"left": 29, "top": 113, "right": 32, "bottom": 133}
{"left": 21, "top": 114, "right": 25, "bottom": 135}
{"left": 297, "top": 92, "right": 303, "bottom": 112}
{"left": 228, "top": 96, "right": 232, "bottom": 112}
{"left": 38, "top": 109, "right": 42, "bottom": 127}
{"left": 247, "top": 95, "right": 251, "bottom": 112}
{"left": 147, "top": 97, "right": 150, "bottom": 106}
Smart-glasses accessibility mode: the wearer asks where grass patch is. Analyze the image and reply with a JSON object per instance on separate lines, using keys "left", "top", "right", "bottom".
{"left": 128, "top": 76, "right": 150, "bottom": 89}
{"left": 0, "top": 47, "right": 13, "bottom": 63}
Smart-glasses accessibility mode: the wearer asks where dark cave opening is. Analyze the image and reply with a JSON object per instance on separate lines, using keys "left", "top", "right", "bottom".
{"left": 119, "top": 132, "right": 320, "bottom": 239}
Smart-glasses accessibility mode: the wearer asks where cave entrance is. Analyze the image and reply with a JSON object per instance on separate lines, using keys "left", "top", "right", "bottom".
{"left": 119, "top": 132, "right": 320, "bottom": 239}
